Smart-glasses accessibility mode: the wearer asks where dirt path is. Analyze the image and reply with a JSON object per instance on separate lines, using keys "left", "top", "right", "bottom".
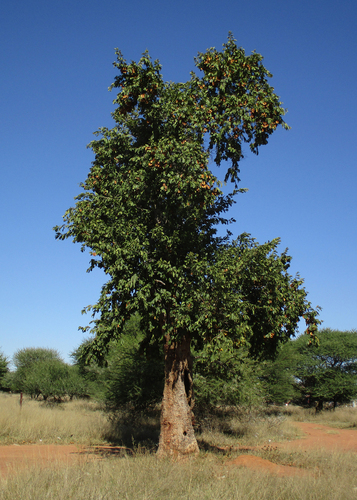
{"left": 227, "top": 421, "right": 357, "bottom": 477}
{"left": 279, "top": 421, "right": 357, "bottom": 452}
{"left": 0, "top": 443, "right": 133, "bottom": 479}
{"left": 1, "top": 422, "right": 357, "bottom": 479}
{"left": 0, "top": 444, "right": 89, "bottom": 479}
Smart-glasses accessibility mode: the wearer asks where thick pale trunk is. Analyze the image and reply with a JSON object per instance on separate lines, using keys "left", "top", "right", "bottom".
{"left": 157, "top": 335, "right": 199, "bottom": 458}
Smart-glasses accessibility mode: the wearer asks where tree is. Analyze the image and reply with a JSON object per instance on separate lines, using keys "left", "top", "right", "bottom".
{"left": 11, "top": 347, "right": 88, "bottom": 400}
{"left": 11, "top": 347, "right": 62, "bottom": 392}
{"left": 13, "top": 347, "right": 62, "bottom": 371}
{"left": 22, "top": 358, "right": 69, "bottom": 400}
{"left": 22, "top": 360, "right": 87, "bottom": 401}
{"left": 292, "top": 329, "right": 357, "bottom": 409}
{"left": 0, "top": 350, "right": 9, "bottom": 390}
{"left": 260, "top": 341, "right": 300, "bottom": 405}
{"left": 54, "top": 35, "right": 320, "bottom": 457}
{"left": 104, "top": 321, "right": 164, "bottom": 410}
{"left": 71, "top": 338, "right": 109, "bottom": 400}
{"left": 193, "top": 334, "right": 264, "bottom": 409}
{"left": 72, "top": 314, "right": 164, "bottom": 407}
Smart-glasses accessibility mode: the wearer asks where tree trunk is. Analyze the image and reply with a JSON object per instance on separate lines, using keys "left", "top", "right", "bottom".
{"left": 157, "top": 334, "right": 199, "bottom": 458}
{"left": 315, "top": 399, "right": 323, "bottom": 413}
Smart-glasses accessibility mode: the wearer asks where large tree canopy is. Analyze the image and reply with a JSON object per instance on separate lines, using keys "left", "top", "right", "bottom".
{"left": 292, "top": 329, "right": 357, "bottom": 409}
{"left": 55, "top": 35, "right": 320, "bottom": 456}
{"left": 10, "top": 347, "right": 87, "bottom": 400}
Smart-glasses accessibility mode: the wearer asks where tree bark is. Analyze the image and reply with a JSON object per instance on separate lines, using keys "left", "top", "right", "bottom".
{"left": 157, "top": 334, "right": 199, "bottom": 458}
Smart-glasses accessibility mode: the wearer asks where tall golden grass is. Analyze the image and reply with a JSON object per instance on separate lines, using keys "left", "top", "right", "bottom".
{"left": 283, "top": 404, "right": 357, "bottom": 428}
{"left": 196, "top": 407, "right": 302, "bottom": 450}
{"left": 2, "top": 449, "right": 357, "bottom": 499}
{"left": 0, "top": 393, "right": 110, "bottom": 445}
{"left": 2, "top": 394, "right": 357, "bottom": 499}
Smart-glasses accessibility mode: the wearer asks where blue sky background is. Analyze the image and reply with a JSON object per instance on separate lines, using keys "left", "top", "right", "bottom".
{"left": 1, "top": 0, "right": 356, "bottom": 365}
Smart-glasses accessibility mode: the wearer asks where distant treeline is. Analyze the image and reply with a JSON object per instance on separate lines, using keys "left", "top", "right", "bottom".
{"left": 1, "top": 322, "right": 357, "bottom": 410}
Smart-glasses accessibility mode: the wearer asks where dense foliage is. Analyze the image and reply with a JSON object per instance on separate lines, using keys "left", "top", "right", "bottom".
{"left": 72, "top": 314, "right": 164, "bottom": 407}
{"left": 10, "top": 348, "right": 87, "bottom": 400}
{"left": 72, "top": 314, "right": 264, "bottom": 410}
{"left": 4, "top": 329, "right": 357, "bottom": 409}
{"left": 54, "top": 35, "right": 319, "bottom": 366}
{"left": 0, "top": 351, "right": 9, "bottom": 390}
{"left": 291, "top": 329, "right": 357, "bottom": 408}
{"left": 11, "top": 347, "right": 62, "bottom": 392}
{"left": 260, "top": 343, "right": 300, "bottom": 405}
{"left": 194, "top": 338, "right": 264, "bottom": 408}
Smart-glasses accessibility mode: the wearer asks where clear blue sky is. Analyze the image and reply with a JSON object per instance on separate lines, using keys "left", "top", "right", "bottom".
{"left": 1, "top": 0, "right": 356, "bottom": 365}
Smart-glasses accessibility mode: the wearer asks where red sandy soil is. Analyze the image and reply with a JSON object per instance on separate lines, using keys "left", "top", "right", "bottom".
{"left": 0, "top": 444, "right": 86, "bottom": 479}
{"left": 1, "top": 422, "right": 357, "bottom": 479}
{"left": 0, "top": 443, "right": 131, "bottom": 479}
{"left": 278, "top": 421, "right": 357, "bottom": 453}
{"left": 226, "top": 421, "right": 357, "bottom": 477}
{"left": 227, "top": 454, "right": 311, "bottom": 477}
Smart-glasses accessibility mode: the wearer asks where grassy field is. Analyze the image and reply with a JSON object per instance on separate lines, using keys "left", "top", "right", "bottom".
{"left": 0, "top": 392, "right": 110, "bottom": 445}
{"left": 3, "top": 451, "right": 357, "bottom": 500}
{"left": 1, "top": 393, "right": 357, "bottom": 499}
{"left": 283, "top": 403, "right": 357, "bottom": 428}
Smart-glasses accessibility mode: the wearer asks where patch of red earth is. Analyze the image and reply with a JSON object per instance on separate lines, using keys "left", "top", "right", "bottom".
{"left": 1, "top": 423, "right": 357, "bottom": 480}
{"left": 226, "top": 454, "right": 310, "bottom": 477}
{"left": 279, "top": 421, "right": 357, "bottom": 453}
{"left": 0, "top": 444, "right": 86, "bottom": 479}
{"left": 226, "top": 422, "right": 357, "bottom": 477}
{"left": 0, "top": 444, "right": 134, "bottom": 479}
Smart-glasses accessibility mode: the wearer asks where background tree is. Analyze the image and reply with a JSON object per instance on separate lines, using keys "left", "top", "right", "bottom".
{"left": 21, "top": 360, "right": 87, "bottom": 401}
{"left": 72, "top": 311, "right": 263, "bottom": 411}
{"left": 104, "top": 327, "right": 164, "bottom": 411}
{"left": 193, "top": 334, "right": 264, "bottom": 409}
{"left": 292, "top": 329, "right": 357, "bottom": 409}
{"left": 72, "top": 314, "right": 164, "bottom": 407}
{"left": 55, "top": 35, "right": 319, "bottom": 457}
{"left": 11, "top": 347, "right": 88, "bottom": 400}
{"left": 0, "top": 350, "right": 9, "bottom": 390}
{"left": 71, "top": 338, "right": 109, "bottom": 400}
{"left": 260, "top": 341, "right": 300, "bottom": 405}
{"left": 11, "top": 347, "right": 62, "bottom": 393}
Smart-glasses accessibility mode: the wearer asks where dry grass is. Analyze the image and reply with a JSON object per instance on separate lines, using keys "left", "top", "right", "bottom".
{"left": 104, "top": 406, "right": 161, "bottom": 449}
{"left": 2, "top": 449, "right": 357, "bottom": 499}
{"left": 2, "top": 395, "right": 357, "bottom": 499}
{"left": 282, "top": 404, "right": 357, "bottom": 428}
{"left": 0, "top": 393, "right": 111, "bottom": 445}
{"left": 196, "top": 406, "right": 303, "bottom": 450}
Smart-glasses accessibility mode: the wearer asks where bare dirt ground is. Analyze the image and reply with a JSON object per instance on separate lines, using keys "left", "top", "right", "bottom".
{"left": 227, "top": 421, "right": 357, "bottom": 476}
{"left": 1, "top": 422, "right": 357, "bottom": 479}
{"left": 0, "top": 444, "right": 91, "bottom": 479}
{"left": 279, "top": 421, "right": 357, "bottom": 453}
{"left": 0, "top": 444, "right": 133, "bottom": 479}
